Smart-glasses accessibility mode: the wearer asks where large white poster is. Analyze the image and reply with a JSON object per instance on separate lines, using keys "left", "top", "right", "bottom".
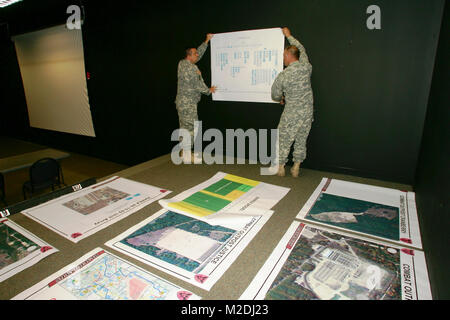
{"left": 158, "top": 172, "right": 290, "bottom": 229}
{"left": 13, "top": 248, "right": 200, "bottom": 300}
{"left": 211, "top": 28, "right": 284, "bottom": 103}
{"left": 241, "top": 221, "right": 432, "bottom": 300}
{"left": 21, "top": 176, "right": 171, "bottom": 243}
{"left": 0, "top": 219, "right": 58, "bottom": 282}
{"left": 106, "top": 208, "right": 272, "bottom": 291}
{"left": 296, "top": 178, "right": 423, "bottom": 249}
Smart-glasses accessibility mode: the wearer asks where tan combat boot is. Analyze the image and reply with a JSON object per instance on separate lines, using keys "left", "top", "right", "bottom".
{"left": 291, "top": 162, "right": 301, "bottom": 178}
{"left": 277, "top": 164, "right": 285, "bottom": 177}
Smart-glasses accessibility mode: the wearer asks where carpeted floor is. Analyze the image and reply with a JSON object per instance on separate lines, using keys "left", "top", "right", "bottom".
{"left": 0, "top": 149, "right": 414, "bottom": 300}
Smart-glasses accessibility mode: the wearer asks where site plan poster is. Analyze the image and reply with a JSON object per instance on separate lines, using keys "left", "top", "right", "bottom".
{"left": 106, "top": 208, "right": 272, "bottom": 291}
{"left": 0, "top": 219, "right": 58, "bottom": 282}
{"left": 21, "top": 176, "right": 171, "bottom": 243}
{"left": 296, "top": 178, "right": 422, "bottom": 249}
{"left": 159, "top": 171, "right": 289, "bottom": 229}
{"left": 241, "top": 221, "right": 432, "bottom": 300}
{"left": 211, "top": 28, "right": 284, "bottom": 103}
{"left": 12, "top": 248, "right": 200, "bottom": 300}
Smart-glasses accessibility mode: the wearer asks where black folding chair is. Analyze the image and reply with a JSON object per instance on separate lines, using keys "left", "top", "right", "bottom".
{"left": 22, "top": 157, "right": 65, "bottom": 200}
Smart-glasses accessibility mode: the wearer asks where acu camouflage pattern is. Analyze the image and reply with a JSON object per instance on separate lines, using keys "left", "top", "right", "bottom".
{"left": 175, "top": 42, "right": 211, "bottom": 148}
{"left": 271, "top": 35, "right": 314, "bottom": 165}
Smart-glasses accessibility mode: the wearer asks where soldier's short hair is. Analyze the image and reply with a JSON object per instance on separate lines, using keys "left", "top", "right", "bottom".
{"left": 286, "top": 45, "right": 300, "bottom": 60}
{"left": 185, "top": 48, "right": 195, "bottom": 58}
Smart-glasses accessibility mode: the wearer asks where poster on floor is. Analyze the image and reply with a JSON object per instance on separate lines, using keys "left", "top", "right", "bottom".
{"left": 105, "top": 208, "right": 272, "bottom": 291}
{"left": 12, "top": 248, "right": 200, "bottom": 300}
{"left": 240, "top": 221, "right": 432, "bottom": 300}
{"left": 0, "top": 218, "right": 58, "bottom": 282}
{"left": 21, "top": 176, "right": 171, "bottom": 243}
{"left": 159, "top": 171, "right": 289, "bottom": 228}
{"left": 296, "top": 178, "right": 422, "bottom": 249}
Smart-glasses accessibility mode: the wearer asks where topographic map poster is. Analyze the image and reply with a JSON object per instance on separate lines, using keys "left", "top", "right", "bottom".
{"left": 21, "top": 176, "right": 171, "bottom": 243}
{"left": 211, "top": 28, "right": 284, "bottom": 103}
{"left": 106, "top": 208, "right": 272, "bottom": 291}
{"left": 296, "top": 178, "right": 422, "bottom": 249}
{"left": 0, "top": 219, "right": 58, "bottom": 282}
{"left": 241, "top": 222, "right": 432, "bottom": 300}
{"left": 12, "top": 248, "right": 200, "bottom": 300}
{"left": 159, "top": 171, "right": 289, "bottom": 229}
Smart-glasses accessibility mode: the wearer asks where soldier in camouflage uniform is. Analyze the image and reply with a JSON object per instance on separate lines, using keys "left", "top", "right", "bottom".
{"left": 271, "top": 27, "right": 314, "bottom": 177}
{"left": 176, "top": 33, "right": 216, "bottom": 158}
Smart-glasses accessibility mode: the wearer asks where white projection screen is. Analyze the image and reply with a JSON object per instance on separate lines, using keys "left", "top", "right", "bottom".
{"left": 211, "top": 28, "right": 284, "bottom": 103}
{"left": 13, "top": 24, "right": 96, "bottom": 137}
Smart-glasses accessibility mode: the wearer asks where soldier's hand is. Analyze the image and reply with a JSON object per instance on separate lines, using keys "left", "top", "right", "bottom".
{"left": 282, "top": 27, "right": 291, "bottom": 38}
{"left": 209, "top": 86, "right": 217, "bottom": 93}
{"left": 206, "top": 33, "right": 214, "bottom": 43}
{"left": 280, "top": 97, "right": 285, "bottom": 105}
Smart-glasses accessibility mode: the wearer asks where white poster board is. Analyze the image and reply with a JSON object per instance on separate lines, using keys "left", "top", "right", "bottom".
{"left": 0, "top": 219, "right": 58, "bottom": 282}
{"left": 296, "top": 178, "right": 423, "bottom": 249}
{"left": 106, "top": 208, "right": 271, "bottom": 291}
{"left": 211, "top": 28, "right": 284, "bottom": 103}
{"left": 21, "top": 176, "right": 171, "bottom": 243}
{"left": 158, "top": 171, "right": 289, "bottom": 229}
{"left": 241, "top": 221, "right": 432, "bottom": 300}
{"left": 12, "top": 248, "right": 200, "bottom": 300}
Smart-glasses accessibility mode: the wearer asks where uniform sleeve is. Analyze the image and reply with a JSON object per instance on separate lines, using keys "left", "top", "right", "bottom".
{"left": 197, "top": 41, "right": 208, "bottom": 61}
{"left": 287, "top": 35, "right": 310, "bottom": 65}
{"left": 195, "top": 73, "right": 211, "bottom": 95}
{"left": 271, "top": 73, "right": 284, "bottom": 102}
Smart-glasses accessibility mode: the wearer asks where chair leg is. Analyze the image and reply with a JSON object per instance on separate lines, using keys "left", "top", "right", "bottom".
{"left": 60, "top": 167, "right": 66, "bottom": 186}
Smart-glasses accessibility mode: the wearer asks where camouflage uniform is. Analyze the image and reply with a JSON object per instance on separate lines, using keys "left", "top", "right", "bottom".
{"left": 175, "top": 42, "right": 211, "bottom": 149}
{"left": 271, "top": 35, "right": 313, "bottom": 165}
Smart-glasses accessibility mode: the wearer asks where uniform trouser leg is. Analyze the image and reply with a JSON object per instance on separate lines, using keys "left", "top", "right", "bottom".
{"left": 177, "top": 104, "right": 198, "bottom": 149}
{"left": 292, "top": 111, "right": 313, "bottom": 163}
{"left": 277, "top": 104, "right": 313, "bottom": 165}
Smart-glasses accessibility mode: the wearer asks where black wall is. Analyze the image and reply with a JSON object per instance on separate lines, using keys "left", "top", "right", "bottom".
{"left": 0, "top": 0, "right": 445, "bottom": 184}
{"left": 413, "top": 0, "right": 450, "bottom": 300}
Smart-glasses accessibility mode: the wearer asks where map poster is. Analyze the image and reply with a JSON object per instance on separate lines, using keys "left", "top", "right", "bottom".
{"left": 296, "top": 178, "right": 422, "bottom": 249}
{"left": 0, "top": 219, "right": 58, "bottom": 282}
{"left": 240, "top": 221, "right": 432, "bottom": 300}
{"left": 12, "top": 248, "right": 200, "bottom": 300}
{"left": 21, "top": 176, "right": 171, "bottom": 243}
{"left": 105, "top": 208, "right": 272, "bottom": 291}
{"left": 211, "top": 28, "right": 284, "bottom": 103}
{"left": 159, "top": 171, "right": 289, "bottom": 229}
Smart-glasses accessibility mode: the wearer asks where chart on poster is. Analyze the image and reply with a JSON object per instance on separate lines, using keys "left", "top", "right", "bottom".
{"left": 159, "top": 171, "right": 289, "bottom": 228}
{"left": 211, "top": 28, "right": 284, "bottom": 103}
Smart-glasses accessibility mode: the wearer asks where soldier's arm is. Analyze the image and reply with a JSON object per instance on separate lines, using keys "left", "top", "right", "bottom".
{"left": 197, "top": 42, "right": 208, "bottom": 61}
{"left": 271, "top": 73, "right": 284, "bottom": 102}
{"left": 287, "top": 35, "right": 310, "bottom": 65}
{"left": 195, "top": 72, "right": 211, "bottom": 96}
{"left": 197, "top": 34, "right": 213, "bottom": 62}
